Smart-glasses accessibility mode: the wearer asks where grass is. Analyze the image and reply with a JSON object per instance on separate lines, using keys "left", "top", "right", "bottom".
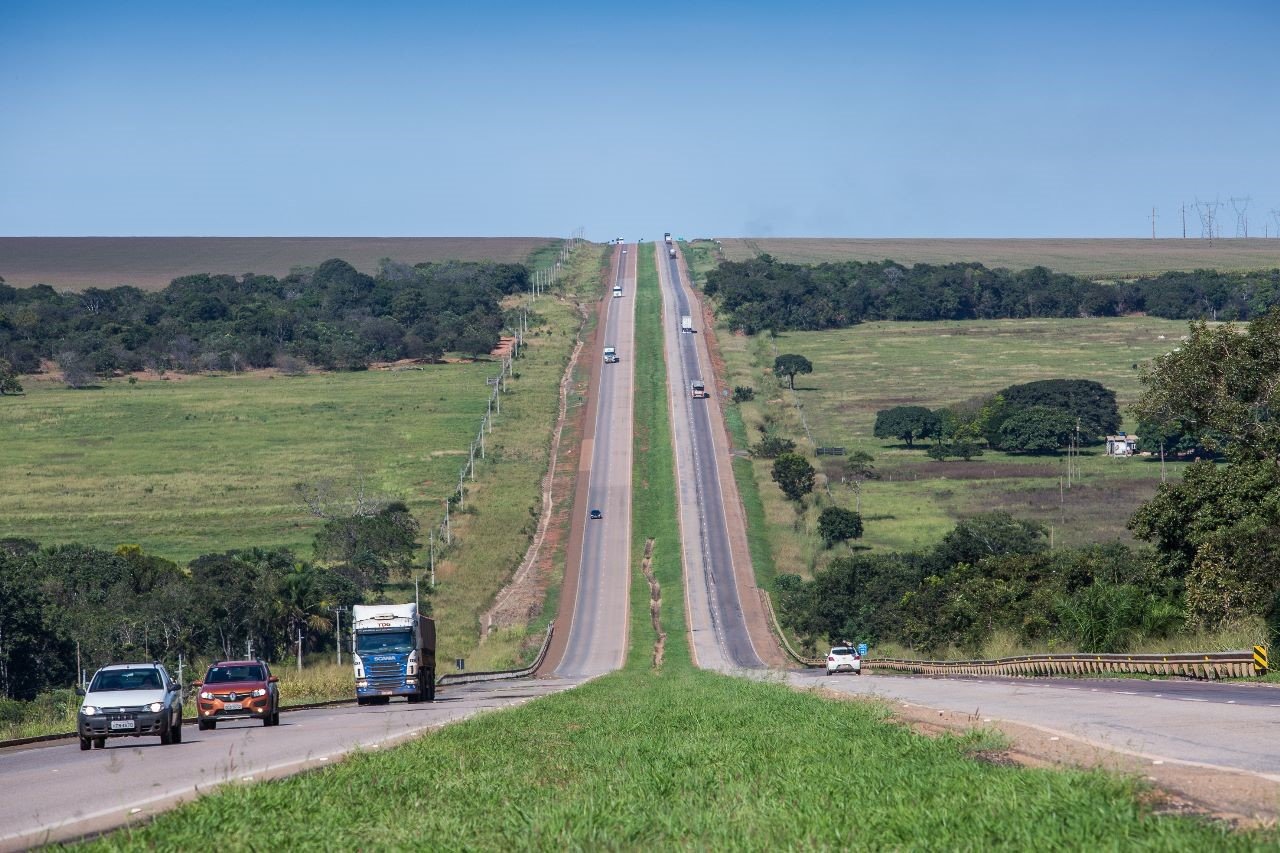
{"left": 715, "top": 237, "right": 1280, "bottom": 277}
{"left": 82, "top": 248, "right": 1270, "bottom": 849}
{"left": 0, "top": 236, "right": 557, "bottom": 290}
{"left": 713, "top": 316, "right": 1202, "bottom": 576}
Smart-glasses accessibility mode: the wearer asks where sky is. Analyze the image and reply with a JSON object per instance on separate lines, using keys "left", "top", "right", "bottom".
{"left": 2, "top": 1, "right": 1277, "bottom": 240}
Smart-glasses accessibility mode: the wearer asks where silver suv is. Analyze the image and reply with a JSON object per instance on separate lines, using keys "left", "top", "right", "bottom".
{"left": 825, "top": 646, "right": 862, "bottom": 676}
{"left": 77, "top": 662, "right": 184, "bottom": 750}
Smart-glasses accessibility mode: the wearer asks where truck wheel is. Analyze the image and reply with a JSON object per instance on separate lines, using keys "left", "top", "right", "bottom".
{"left": 80, "top": 736, "right": 91, "bottom": 751}
{"left": 427, "top": 676, "right": 436, "bottom": 702}
{"left": 357, "top": 697, "right": 368, "bottom": 707}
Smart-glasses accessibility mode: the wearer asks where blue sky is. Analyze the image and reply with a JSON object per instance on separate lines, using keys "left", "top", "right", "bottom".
{"left": 2, "top": 1, "right": 1277, "bottom": 240}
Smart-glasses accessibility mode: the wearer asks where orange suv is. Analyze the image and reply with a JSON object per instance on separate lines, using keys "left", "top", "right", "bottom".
{"left": 194, "top": 660, "right": 281, "bottom": 729}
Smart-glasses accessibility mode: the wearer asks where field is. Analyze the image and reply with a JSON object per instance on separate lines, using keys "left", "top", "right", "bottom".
{"left": 716, "top": 315, "right": 1199, "bottom": 577}
{"left": 83, "top": 253, "right": 1265, "bottom": 850}
{"left": 714, "top": 237, "right": 1280, "bottom": 277}
{"left": 0, "top": 236, "right": 556, "bottom": 290}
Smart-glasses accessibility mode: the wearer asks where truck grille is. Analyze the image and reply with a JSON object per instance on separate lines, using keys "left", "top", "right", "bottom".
{"left": 366, "top": 660, "right": 404, "bottom": 685}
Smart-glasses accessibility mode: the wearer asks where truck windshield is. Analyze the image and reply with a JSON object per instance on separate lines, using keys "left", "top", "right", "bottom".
{"left": 357, "top": 630, "right": 413, "bottom": 655}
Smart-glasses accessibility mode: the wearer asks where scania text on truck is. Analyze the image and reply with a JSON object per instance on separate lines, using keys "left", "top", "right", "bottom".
{"left": 352, "top": 603, "right": 436, "bottom": 704}
{"left": 691, "top": 380, "right": 707, "bottom": 398}
{"left": 681, "top": 315, "right": 693, "bottom": 333}
{"left": 603, "top": 346, "right": 619, "bottom": 363}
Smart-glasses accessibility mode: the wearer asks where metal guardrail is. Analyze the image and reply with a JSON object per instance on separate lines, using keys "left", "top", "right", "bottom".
{"left": 759, "top": 591, "right": 825, "bottom": 667}
{"left": 871, "top": 649, "right": 1265, "bottom": 680}
{"left": 436, "top": 622, "right": 554, "bottom": 687}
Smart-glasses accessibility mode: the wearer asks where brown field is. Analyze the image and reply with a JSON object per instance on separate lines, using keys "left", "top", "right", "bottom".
{"left": 715, "top": 237, "right": 1280, "bottom": 277}
{"left": 0, "top": 236, "right": 557, "bottom": 291}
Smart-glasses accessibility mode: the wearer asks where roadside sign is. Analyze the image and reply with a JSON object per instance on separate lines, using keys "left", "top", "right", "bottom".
{"left": 455, "top": 658, "right": 465, "bottom": 671}
{"left": 858, "top": 643, "right": 868, "bottom": 656}
{"left": 1254, "top": 645, "right": 1268, "bottom": 674}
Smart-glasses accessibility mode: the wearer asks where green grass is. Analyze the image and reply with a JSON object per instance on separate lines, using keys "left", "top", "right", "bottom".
{"left": 628, "top": 247, "right": 690, "bottom": 671}
{"left": 85, "top": 668, "right": 1267, "bottom": 850}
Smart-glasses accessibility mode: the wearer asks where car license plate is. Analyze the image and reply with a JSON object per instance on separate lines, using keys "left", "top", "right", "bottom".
{"left": 110, "top": 720, "right": 135, "bottom": 730}
{"left": 379, "top": 689, "right": 394, "bottom": 696}
{"left": 223, "top": 702, "right": 243, "bottom": 710}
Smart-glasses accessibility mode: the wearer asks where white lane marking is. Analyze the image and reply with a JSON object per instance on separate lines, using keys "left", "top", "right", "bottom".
{"left": 1176, "top": 697, "right": 1207, "bottom": 702}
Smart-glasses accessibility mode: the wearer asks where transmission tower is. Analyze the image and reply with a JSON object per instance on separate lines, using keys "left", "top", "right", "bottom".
{"left": 1230, "top": 196, "right": 1252, "bottom": 238}
{"left": 1272, "top": 209, "right": 1280, "bottom": 238}
{"left": 1195, "top": 198, "right": 1222, "bottom": 244}
{"left": 1150, "top": 206, "right": 1158, "bottom": 239}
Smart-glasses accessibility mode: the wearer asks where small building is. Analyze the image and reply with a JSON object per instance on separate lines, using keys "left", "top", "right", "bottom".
{"left": 1106, "top": 434, "right": 1139, "bottom": 457}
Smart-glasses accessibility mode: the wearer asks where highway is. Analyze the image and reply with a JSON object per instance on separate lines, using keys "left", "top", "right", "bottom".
{"left": 795, "top": 669, "right": 1280, "bottom": 780}
{"left": 552, "top": 243, "right": 636, "bottom": 677}
{"left": 0, "top": 678, "right": 579, "bottom": 851}
{"left": 657, "top": 243, "right": 764, "bottom": 671}
{"left": 0, "top": 248, "right": 638, "bottom": 850}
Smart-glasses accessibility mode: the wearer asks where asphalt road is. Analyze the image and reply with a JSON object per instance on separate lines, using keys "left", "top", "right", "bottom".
{"left": 657, "top": 244, "right": 762, "bottom": 671}
{"left": 553, "top": 244, "right": 636, "bottom": 678}
{"left": 0, "top": 677, "right": 581, "bottom": 851}
{"left": 794, "top": 670, "right": 1280, "bottom": 780}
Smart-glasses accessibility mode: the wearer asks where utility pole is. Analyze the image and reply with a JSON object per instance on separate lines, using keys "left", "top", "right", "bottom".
{"left": 430, "top": 531, "right": 435, "bottom": 589}
{"left": 296, "top": 628, "right": 303, "bottom": 673}
{"left": 444, "top": 499, "right": 451, "bottom": 545}
{"left": 1181, "top": 203, "right": 1187, "bottom": 238}
{"left": 332, "top": 606, "right": 348, "bottom": 667}
{"left": 1150, "top": 206, "right": 1158, "bottom": 239}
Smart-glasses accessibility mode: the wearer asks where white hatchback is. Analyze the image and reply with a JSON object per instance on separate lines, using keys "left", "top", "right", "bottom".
{"left": 825, "top": 646, "right": 862, "bottom": 676}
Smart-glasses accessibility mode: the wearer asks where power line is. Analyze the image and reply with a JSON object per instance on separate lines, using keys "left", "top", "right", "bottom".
{"left": 1230, "top": 196, "right": 1252, "bottom": 238}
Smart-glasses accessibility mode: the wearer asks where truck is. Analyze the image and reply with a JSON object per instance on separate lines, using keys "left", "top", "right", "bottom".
{"left": 668, "top": 246, "right": 677, "bottom": 259}
{"left": 681, "top": 315, "right": 693, "bottom": 333}
{"left": 612, "top": 284, "right": 623, "bottom": 297}
{"left": 603, "top": 346, "right": 619, "bottom": 363}
{"left": 664, "top": 232, "right": 672, "bottom": 244}
{"left": 691, "top": 380, "right": 707, "bottom": 398}
{"left": 352, "top": 603, "right": 436, "bottom": 704}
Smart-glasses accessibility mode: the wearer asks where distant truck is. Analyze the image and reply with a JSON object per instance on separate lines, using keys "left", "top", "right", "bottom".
{"left": 664, "top": 232, "right": 672, "bottom": 244}
{"left": 691, "top": 380, "right": 707, "bottom": 398}
{"left": 352, "top": 603, "right": 436, "bottom": 704}
{"left": 612, "top": 284, "right": 623, "bottom": 297}
{"left": 668, "top": 247, "right": 677, "bottom": 259}
{"left": 603, "top": 346, "right": 619, "bottom": 363}
{"left": 681, "top": 315, "right": 693, "bottom": 333}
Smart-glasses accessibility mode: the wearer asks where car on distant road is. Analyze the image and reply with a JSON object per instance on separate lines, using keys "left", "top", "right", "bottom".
{"left": 77, "top": 662, "right": 184, "bottom": 750}
{"left": 825, "top": 646, "right": 862, "bottom": 676}
{"left": 194, "top": 659, "right": 281, "bottom": 729}
{"left": 589, "top": 509, "right": 603, "bottom": 520}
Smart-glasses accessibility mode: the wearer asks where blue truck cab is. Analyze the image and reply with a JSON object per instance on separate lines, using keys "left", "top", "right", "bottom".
{"left": 352, "top": 603, "right": 436, "bottom": 704}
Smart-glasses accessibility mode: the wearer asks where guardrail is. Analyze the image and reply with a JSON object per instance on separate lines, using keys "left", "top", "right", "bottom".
{"left": 758, "top": 591, "right": 825, "bottom": 667}
{"left": 871, "top": 649, "right": 1265, "bottom": 680}
{"left": 436, "top": 623, "right": 554, "bottom": 687}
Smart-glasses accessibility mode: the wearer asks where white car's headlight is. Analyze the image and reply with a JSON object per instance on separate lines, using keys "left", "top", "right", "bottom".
{"left": 199, "top": 691, "right": 213, "bottom": 700}
{"left": 81, "top": 705, "right": 98, "bottom": 716}
{"left": 252, "top": 688, "right": 266, "bottom": 697}
{"left": 148, "top": 702, "right": 163, "bottom": 713}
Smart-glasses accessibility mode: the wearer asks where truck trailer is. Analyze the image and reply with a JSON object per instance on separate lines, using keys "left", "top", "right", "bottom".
{"left": 612, "top": 284, "right": 623, "bottom": 297}
{"left": 664, "top": 232, "right": 672, "bottom": 244}
{"left": 681, "top": 315, "right": 693, "bottom": 333}
{"left": 603, "top": 346, "right": 619, "bottom": 363}
{"left": 352, "top": 603, "right": 436, "bottom": 704}
{"left": 691, "top": 380, "right": 707, "bottom": 398}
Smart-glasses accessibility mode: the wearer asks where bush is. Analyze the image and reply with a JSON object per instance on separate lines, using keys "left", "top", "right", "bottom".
{"left": 750, "top": 435, "right": 796, "bottom": 458}
{"left": 732, "top": 386, "right": 755, "bottom": 403}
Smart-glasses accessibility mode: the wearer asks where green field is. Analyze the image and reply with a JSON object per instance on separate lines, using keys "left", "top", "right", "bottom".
{"left": 85, "top": 248, "right": 1266, "bottom": 851}
{"left": 715, "top": 313, "right": 1200, "bottom": 577}
{"left": 713, "top": 237, "right": 1280, "bottom": 277}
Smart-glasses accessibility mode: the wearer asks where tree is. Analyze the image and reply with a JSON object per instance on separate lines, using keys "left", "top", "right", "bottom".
{"left": 1134, "top": 309, "right": 1280, "bottom": 462}
{"left": 313, "top": 502, "right": 421, "bottom": 590}
{"left": 0, "top": 358, "right": 21, "bottom": 395}
{"left": 997, "top": 406, "right": 1075, "bottom": 453}
{"left": 750, "top": 435, "right": 796, "bottom": 459}
{"left": 732, "top": 386, "right": 755, "bottom": 403}
{"left": 771, "top": 452, "right": 816, "bottom": 501}
{"left": 873, "top": 406, "right": 939, "bottom": 447}
{"left": 56, "top": 351, "right": 94, "bottom": 389}
{"left": 773, "top": 354, "right": 813, "bottom": 390}
{"left": 818, "top": 506, "right": 863, "bottom": 546}
{"left": 998, "top": 379, "right": 1120, "bottom": 443}
{"left": 931, "top": 512, "right": 1048, "bottom": 571}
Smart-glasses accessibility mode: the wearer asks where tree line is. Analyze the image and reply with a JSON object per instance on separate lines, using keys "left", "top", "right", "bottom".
{"left": 0, "top": 257, "right": 530, "bottom": 381}
{"left": 703, "top": 255, "right": 1280, "bottom": 333}
{"left": 0, "top": 502, "right": 424, "bottom": 701}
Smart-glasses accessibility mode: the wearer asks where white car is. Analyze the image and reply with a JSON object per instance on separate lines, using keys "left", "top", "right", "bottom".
{"left": 825, "top": 646, "right": 862, "bottom": 676}
{"left": 77, "top": 662, "right": 185, "bottom": 749}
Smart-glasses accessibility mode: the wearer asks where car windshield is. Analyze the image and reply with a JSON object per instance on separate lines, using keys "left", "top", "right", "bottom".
{"left": 357, "top": 630, "right": 413, "bottom": 655}
{"left": 831, "top": 648, "right": 855, "bottom": 656}
{"left": 91, "top": 669, "right": 162, "bottom": 691}
{"left": 205, "top": 665, "right": 266, "bottom": 684}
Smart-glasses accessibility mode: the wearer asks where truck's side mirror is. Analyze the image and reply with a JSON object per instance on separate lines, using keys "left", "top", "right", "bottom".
{"left": 268, "top": 675, "right": 279, "bottom": 683}
{"left": 74, "top": 686, "right": 85, "bottom": 697}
